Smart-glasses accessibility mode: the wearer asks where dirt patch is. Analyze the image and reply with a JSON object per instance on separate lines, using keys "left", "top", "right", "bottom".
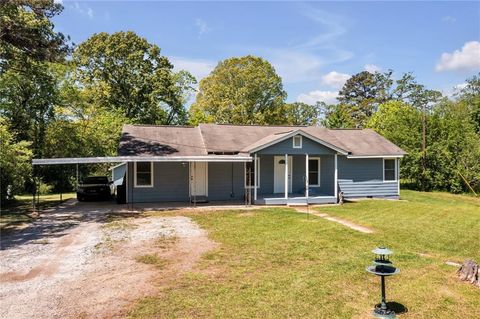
{"left": 0, "top": 207, "right": 216, "bottom": 319}
{"left": 294, "top": 207, "right": 375, "bottom": 234}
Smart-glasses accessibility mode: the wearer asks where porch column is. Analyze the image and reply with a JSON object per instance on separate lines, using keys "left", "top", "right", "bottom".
{"left": 334, "top": 154, "right": 338, "bottom": 201}
{"left": 305, "top": 154, "right": 309, "bottom": 198}
{"left": 285, "top": 154, "right": 288, "bottom": 199}
{"left": 254, "top": 154, "right": 257, "bottom": 201}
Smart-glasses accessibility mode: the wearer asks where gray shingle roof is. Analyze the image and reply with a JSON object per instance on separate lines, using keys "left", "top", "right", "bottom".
{"left": 118, "top": 124, "right": 406, "bottom": 157}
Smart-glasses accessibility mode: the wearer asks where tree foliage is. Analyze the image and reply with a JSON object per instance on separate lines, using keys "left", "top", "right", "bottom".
{"left": 0, "top": 60, "right": 60, "bottom": 157}
{"left": 0, "top": 0, "right": 70, "bottom": 72}
{"left": 336, "top": 70, "right": 441, "bottom": 128}
{"left": 190, "top": 55, "right": 287, "bottom": 125}
{"left": 283, "top": 102, "right": 322, "bottom": 126}
{"left": 0, "top": 118, "right": 32, "bottom": 202}
{"left": 72, "top": 31, "right": 195, "bottom": 124}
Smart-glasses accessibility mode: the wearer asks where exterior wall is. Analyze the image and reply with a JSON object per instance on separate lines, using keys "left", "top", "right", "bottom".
{"left": 257, "top": 154, "right": 335, "bottom": 196}
{"left": 337, "top": 156, "right": 399, "bottom": 198}
{"left": 208, "top": 162, "right": 245, "bottom": 200}
{"left": 127, "top": 162, "right": 190, "bottom": 203}
{"left": 256, "top": 136, "right": 336, "bottom": 155}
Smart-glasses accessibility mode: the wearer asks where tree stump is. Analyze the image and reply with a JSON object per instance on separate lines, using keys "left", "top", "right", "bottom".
{"left": 457, "top": 259, "right": 480, "bottom": 287}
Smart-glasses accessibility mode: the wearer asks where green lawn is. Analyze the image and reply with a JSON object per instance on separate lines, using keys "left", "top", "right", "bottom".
{"left": 130, "top": 190, "right": 480, "bottom": 319}
{"left": 0, "top": 193, "right": 76, "bottom": 229}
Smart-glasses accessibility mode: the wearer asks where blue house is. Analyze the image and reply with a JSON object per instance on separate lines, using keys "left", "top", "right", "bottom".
{"left": 116, "top": 124, "right": 406, "bottom": 205}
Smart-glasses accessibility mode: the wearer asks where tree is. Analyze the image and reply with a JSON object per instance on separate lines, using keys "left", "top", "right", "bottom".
{"left": 337, "top": 71, "right": 391, "bottom": 127}
{"left": 72, "top": 31, "right": 194, "bottom": 124}
{"left": 0, "top": 117, "right": 32, "bottom": 203}
{"left": 338, "top": 70, "right": 441, "bottom": 128}
{"left": 283, "top": 102, "right": 321, "bottom": 125}
{"left": 320, "top": 103, "right": 355, "bottom": 128}
{"left": 457, "top": 73, "right": 480, "bottom": 133}
{"left": 190, "top": 55, "right": 287, "bottom": 125}
{"left": 0, "top": 0, "right": 70, "bottom": 72}
{"left": 0, "top": 60, "right": 60, "bottom": 157}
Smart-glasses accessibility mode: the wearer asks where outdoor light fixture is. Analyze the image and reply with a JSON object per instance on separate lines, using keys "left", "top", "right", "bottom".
{"left": 366, "top": 247, "right": 400, "bottom": 319}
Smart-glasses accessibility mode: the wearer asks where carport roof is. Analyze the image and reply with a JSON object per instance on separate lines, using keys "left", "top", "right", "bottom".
{"left": 32, "top": 155, "right": 253, "bottom": 165}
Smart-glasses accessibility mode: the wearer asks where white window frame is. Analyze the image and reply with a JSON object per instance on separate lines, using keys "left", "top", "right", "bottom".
{"left": 308, "top": 157, "right": 321, "bottom": 187}
{"left": 383, "top": 158, "right": 397, "bottom": 182}
{"left": 244, "top": 157, "right": 260, "bottom": 188}
{"left": 134, "top": 162, "right": 154, "bottom": 188}
{"left": 293, "top": 135, "right": 302, "bottom": 148}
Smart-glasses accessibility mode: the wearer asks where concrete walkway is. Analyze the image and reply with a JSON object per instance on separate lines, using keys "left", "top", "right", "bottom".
{"left": 293, "top": 207, "right": 374, "bottom": 234}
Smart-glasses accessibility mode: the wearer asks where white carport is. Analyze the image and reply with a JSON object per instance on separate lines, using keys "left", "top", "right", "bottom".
{"left": 32, "top": 155, "right": 253, "bottom": 210}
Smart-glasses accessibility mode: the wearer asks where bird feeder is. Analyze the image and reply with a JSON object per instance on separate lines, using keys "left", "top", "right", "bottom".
{"left": 366, "top": 247, "right": 400, "bottom": 318}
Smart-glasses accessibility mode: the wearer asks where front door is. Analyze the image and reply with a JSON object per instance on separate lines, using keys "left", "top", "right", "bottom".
{"left": 190, "top": 162, "right": 208, "bottom": 197}
{"left": 274, "top": 156, "right": 292, "bottom": 193}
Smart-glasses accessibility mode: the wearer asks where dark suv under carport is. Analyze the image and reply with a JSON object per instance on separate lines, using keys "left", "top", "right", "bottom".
{"left": 77, "top": 176, "right": 114, "bottom": 201}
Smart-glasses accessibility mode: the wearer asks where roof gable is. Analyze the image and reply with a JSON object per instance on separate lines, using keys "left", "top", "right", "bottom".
{"left": 241, "top": 129, "right": 349, "bottom": 154}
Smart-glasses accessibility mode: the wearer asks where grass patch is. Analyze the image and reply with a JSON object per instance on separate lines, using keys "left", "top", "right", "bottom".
{"left": 129, "top": 191, "right": 480, "bottom": 319}
{"left": 136, "top": 254, "right": 168, "bottom": 269}
{"left": 155, "top": 235, "right": 178, "bottom": 249}
{"left": 0, "top": 193, "right": 76, "bottom": 229}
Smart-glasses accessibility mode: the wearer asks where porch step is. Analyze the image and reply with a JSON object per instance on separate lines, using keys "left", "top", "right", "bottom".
{"left": 190, "top": 196, "right": 209, "bottom": 203}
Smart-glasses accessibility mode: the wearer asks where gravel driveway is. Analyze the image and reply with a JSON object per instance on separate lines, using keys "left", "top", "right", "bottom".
{"left": 0, "top": 200, "right": 215, "bottom": 319}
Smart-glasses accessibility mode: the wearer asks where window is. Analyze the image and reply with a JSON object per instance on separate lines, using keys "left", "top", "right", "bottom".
{"left": 245, "top": 158, "right": 260, "bottom": 188}
{"left": 384, "top": 159, "right": 396, "bottom": 181}
{"left": 293, "top": 135, "right": 302, "bottom": 148}
{"left": 135, "top": 162, "right": 153, "bottom": 187}
{"left": 308, "top": 158, "right": 320, "bottom": 186}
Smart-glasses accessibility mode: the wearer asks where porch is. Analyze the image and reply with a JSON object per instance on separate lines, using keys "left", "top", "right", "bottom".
{"left": 248, "top": 152, "right": 339, "bottom": 205}
{"left": 254, "top": 193, "right": 337, "bottom": 205}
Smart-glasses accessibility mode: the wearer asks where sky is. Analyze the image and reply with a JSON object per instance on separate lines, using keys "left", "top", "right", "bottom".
{"left": 52, "top": 1, "right": 480, "bottom": 105}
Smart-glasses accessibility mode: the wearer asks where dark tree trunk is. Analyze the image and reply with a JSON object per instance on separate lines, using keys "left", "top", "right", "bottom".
{"left": 457, "top": 260, "right": 479, "bottom": 287}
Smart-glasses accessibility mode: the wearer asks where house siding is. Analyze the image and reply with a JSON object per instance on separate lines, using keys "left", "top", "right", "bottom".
{"left": 337, "top": 156, "right": 399, "bottom": 198}
{"left": 127, "top": 162, "right": 189, "bottom": 203}
{"left": 208, "top": 162, "right": 245, "bottom": 200}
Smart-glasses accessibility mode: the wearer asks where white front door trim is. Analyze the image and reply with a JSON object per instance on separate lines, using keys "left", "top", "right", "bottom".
{"left": 189, "top": 162, "right": 208, "bottom": 197}
{"left": 274, "top": 156, "right": 292, "bottom": 193}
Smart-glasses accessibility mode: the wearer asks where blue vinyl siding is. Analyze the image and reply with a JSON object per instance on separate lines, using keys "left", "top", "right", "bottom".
{"left": 259, "top": 155, "right": 274, "bottom": 195}
{"left": 337, "top": 156, "right": 399, "bottom": 198}
{"left": 257, "top": 136, "right": 336, "bottom": 155}
{"left": 127, "top": 162, "right": 189, "bottom": 202}
{"left": 208, "top": 162, "right": 245, "bottom": 200}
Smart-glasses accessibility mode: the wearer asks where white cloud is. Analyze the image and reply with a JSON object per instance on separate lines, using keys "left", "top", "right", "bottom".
{"left": 442, "top": 82, "right": 468, "bottom": 98}
{"left": 170, "top": 57, "right": 216, "bottom": 81}
{"left": 442, "top": 16, "right": 456, "bottom": 23}
{"left": 195, "top": 19, "right": 211, "bottom": 37}
{"left": 436, "top": 41, "right": 480, "bottom": 72}
{"left": 297, "top": 90, "right": 338, "bottom": 105}
{"left": 320, "top": 71, "right": 350, "bottom": 89}
{"left": 87, "top": 7, "right": 93, "bottom": 19}
{"left": 364, "top": 64, "right": 381, "bottom": 73}
{"left": 248, "top": 5, "right": 353, "bottom": 85}
{"left": 70, "top": 2, "right": 94, "bottom": 19}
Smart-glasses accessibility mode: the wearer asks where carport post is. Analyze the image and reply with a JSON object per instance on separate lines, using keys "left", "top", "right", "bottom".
{"left": 32, "top": 166, "right": 36, "bottom": 212}
{"left": 76, "top": 164, "right": 79, "bottom": 188}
